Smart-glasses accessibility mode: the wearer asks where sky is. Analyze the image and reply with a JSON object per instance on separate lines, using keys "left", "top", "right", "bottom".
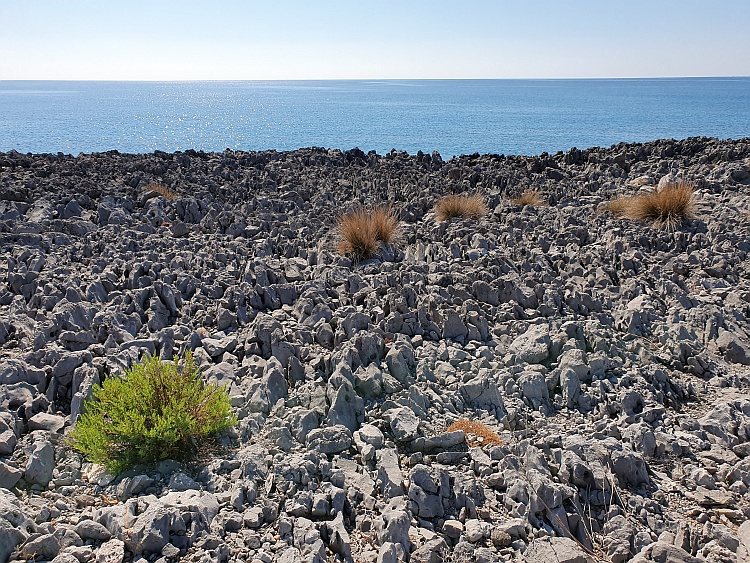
{"left": 1, "top": 0, "right": 749, "bottom": 80}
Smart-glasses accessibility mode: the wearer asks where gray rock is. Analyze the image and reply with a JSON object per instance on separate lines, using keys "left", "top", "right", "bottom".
{"left": 693, "top": 486, "right": 734, "bottom": 507}
{"left": 376, "top": 448, "right": 404, "bottom": 499}
{"left": 559, "top": 368, "right": 580, "bottom": 408}
{"left": 602, "top": 515, "right": 635, "bottom": 563}
{"left": 465, "top": 519, "right": 489, "bottom": 542}
{"left": 411, "top": 537, "right": 447, "bottom": 563}
{"left": 201, "top": 335, "right": 237, "bottom": 357}
{"left": 354, "top": 363, "right": 384, "bottom": 397}
{"left": 306, "top": 425, "right": 352, "bottom": 454}
{"left": 0, "top": 359, "right": 45, "bottom": 386}
{"left": 384, "top": 407, "right": 420, "bottom": 442}
{"left": 460, "top": 375, "right": 505, "bottom": 410}
{"left": 0, "top": 461, "right": 22, "bottom": 489}
{"left": 25, "top": 440, "right": 55, "bottom": 487}
{"left": 290, "top": 409, "right": 319, "bottom": 443}
{"left": 128, "top": 504, "right": 183, "bottom": 555}
{"left": 243, "top": 507, "right": 263, "bottom": 528}
{"left": 52, "top": 351, "right": 92, "bottom": 386}
{"left": 523, "top": 537, "right": 596, "bottom": 563}
{"left": 50, "top": 553, "right": 80, "bottom": 563}
{"left": 422, "top": 430, "right": 465, "bottom": 453}
{"left": 168, "top": 472, "right": 200, "bottom": 491}
{"left": 0, "top": 518, "right": 26, "bottom": 563}
{"left": 116, "top": 474, "right": 154, "bottom": 500}
{"left": 170, "top": 222, "right": 190, "bottom": 237}
{"left": 325, "top": 379, "right": 364, "bottom": 432}
{"left": 737, "top": 520, "right": 750, "bottom": 563}
{"left": 509, "top": 325, "right": 551, "bottom": 364}
{"left": 385, "top": 342, "right": 415, "bottom": 383}
{"left": 28, "top": 413, "right": 66, "bottom": 433}
{"left": 518, "top": 370, "right": 550, "bottom": 410}
{"left": 377, "top": 542, "right": 406, "bottom": 563}
{"left": 629, "top": 540, "right": 703, "bottom": 563}
{"left": 716, "top": 331, "right": 750, "bottom": 365}
{"left": 75, "top": 519, "right": 112, "bottom": 541}
{"left": 376, "top": 497, "right": 411, "bottom": 553}
{"left": 285, "top": 491, "right": 312, "bottom": 517}
{"left": 22, "top": 532, "right": 60, "bottom": 560}
{"left": 442, "top": 309, "right": 468, "bottom": 340}
{"left": 96, "top": 538, "right": 125, "bottom": 563}
{"left": 323, "top": 512, "right": 351, "bottom": 560}
{"left": 248, "top": 356, "right": 288, "bottom": 413}
{"left": 408, "top": 464, "right": 446, "bottom": 518}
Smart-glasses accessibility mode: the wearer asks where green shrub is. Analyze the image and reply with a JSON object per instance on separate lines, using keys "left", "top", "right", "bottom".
{"left": 69, "top": 353, "right": 235, "bottom": 474}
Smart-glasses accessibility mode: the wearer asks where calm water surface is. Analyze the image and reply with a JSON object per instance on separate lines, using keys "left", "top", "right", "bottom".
{"left": 0, "top": 79, "right": 748, "bottom": 157}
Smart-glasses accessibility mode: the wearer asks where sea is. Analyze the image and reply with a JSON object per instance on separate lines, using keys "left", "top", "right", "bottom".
{"left": 0, "top": 78, "right": 748, "bottom": 158}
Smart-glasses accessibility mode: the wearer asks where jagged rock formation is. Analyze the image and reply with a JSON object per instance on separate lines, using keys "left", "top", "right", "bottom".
{"left": 0, "top": 137, "right": 749, "bottom": 562}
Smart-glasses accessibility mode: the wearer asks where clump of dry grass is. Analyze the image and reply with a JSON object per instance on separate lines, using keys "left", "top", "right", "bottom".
{"left": 434, "top": 194, "right": 487, "bottom": 221}
{"left": 446, "top": 419, "right": 502, "bottom": 448}
{"left": 600, "top": 196, "right": 635, "bottom": 217}
{"left": 510, "top": 190, "right": 546, "bottom": 207}
{"left": 337, "top": 205, "right": 399, "bottom": 261}
{"left": 145, "top": 182, "right": 176, "bottom": 201}
{"left": 370, "top": 205, "right": 398, "bottom": 245}
{"left": 623, "top": 180, "right": 696, "bottom": 229}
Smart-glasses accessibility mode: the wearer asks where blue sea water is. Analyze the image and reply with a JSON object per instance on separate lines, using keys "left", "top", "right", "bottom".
{"left": 0, "top": 78, "right": 748, "bottom": 158}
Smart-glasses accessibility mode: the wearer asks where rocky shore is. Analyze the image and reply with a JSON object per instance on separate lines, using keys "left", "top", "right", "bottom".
{"left": 1, "top": 136, "right": 749, "bottom": 563}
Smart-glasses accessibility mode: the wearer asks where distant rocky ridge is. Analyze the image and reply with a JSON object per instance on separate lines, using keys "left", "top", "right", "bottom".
{"left": 0, "top": 136, "right": 749, "bottom": 563}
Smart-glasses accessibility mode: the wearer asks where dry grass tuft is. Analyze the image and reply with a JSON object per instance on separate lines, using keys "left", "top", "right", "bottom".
{"left": 623, "top": 180, "right": 696, "bottom": 229}
{"left": 511, "top": 190, "right": 546, "bottom": 207}
{"left": 434, "top": 194, "right": 487, "bottom": 221}
{"left": 446, "top": 419, "right": 502, "bottom": 448}
{"left": 369, "top": 205, "right": 399, "bottom": 245}
{"left": 601, "top": 196, "right": 635, "bottom": 217}
{"left": 337, "top": 205, "right": 398, "bottom": 261}
{"left": 145, "top": 182, "right": 176, "bottom": 201}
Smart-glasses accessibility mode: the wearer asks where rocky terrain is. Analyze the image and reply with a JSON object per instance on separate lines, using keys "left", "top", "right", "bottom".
{"left": 0, "top": 136, "right": 750, "bottom": 563}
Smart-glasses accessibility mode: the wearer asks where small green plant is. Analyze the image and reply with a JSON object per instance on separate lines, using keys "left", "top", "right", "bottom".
{"left": 69, "top": 353, "right": 235, "bottom": 474}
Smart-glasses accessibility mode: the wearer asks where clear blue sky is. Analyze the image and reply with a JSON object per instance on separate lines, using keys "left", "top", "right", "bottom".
{"left": 1, "top": 0, "right": 748, "bottom": 80}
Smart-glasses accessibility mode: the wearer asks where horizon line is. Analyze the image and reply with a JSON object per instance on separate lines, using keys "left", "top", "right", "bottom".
{"left": 1, "top": 75, "right": 749, "bottom": 82}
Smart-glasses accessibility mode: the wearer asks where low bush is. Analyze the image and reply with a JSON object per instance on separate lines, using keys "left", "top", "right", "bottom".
{"left": 446, "top": 419, "right": 502, "bottom": 447}
{"left": 434, "top": 194, "right": 487, "bottom": 221}
{"left": 624, "top": 180, "right": 696, "bottom": 229}
{"left": 337, "top": 205, "right": 398, "bottom": 260}
{"left": 69, "top": 353, "right": 235, "bottom": 474}
{"left": 511, "top": 190, "right": 546, "bottom": 207}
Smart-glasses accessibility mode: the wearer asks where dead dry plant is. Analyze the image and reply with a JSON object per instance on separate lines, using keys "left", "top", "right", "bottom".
{"left": 434, "top": 194, "right": 487, "bottom": 221}
{"left": 623, "top": 180, "right": 696, "bottom": 229}
{"left": 145, "top": 182, "right": 176, "bottom": 201}
{"left": 511, "top": 189, "right": 546, "bottom": 207}
{"left": 337, "top": 205, "right": 398, "bottom": 261}
{"left": 600, "top": 196, "right": 635, "bottom": 217}
{"left": 369, "top": 205, "right": 399, "bottom": 245}
{"left": 446, "top": 419, "right": 502, "bottom": 448}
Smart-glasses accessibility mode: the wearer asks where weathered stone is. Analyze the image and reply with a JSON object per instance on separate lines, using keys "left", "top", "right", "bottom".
{"left": 306, "top": 425, "right": 352, "bottom": 454}
{"left": 523, "top": 537, "right": 596, "bottom": 563}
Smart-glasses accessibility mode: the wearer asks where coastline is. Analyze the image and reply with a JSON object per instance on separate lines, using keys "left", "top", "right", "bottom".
{"left": 1, "top": 136, "right": 750, "bottom": 562}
